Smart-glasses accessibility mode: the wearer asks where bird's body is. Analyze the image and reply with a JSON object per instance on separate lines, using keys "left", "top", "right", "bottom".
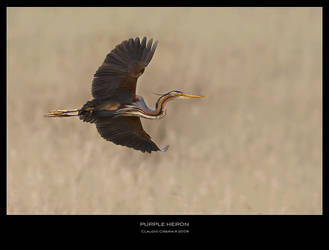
{"left": 46, "top": 37, "right": 203, "bottom": 153}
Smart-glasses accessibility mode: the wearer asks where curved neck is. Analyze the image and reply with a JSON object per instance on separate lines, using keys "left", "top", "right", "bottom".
{"left": 154, "top": 94, "right": 172, "bottom": 113}
{"left": 116, "top": 94, "right": 174, "bottom": 120}
{"left": 135, "top": 94, "right": 173, "bottom": 119}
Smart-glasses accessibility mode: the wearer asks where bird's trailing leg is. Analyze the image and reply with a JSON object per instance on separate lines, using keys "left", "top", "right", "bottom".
{"left": 45, "top": 108, "right": 80, "bottom": 117}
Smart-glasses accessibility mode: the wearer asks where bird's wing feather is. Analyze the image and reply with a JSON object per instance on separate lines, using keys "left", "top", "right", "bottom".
{"left": 95, "top": 116, "right": 162, "bottom": 153}
{"left": 92, "top": 37, "right": 158, "bottom": 102}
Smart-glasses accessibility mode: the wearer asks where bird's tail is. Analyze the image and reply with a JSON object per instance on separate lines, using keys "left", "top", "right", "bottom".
{"left": 45, "top": 108, "right": 80, "bottom": 117}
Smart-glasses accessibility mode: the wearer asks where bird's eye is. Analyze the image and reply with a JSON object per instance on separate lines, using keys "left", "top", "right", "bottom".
{"left": 140, "top": 68, "right": 145, "bottom": 74}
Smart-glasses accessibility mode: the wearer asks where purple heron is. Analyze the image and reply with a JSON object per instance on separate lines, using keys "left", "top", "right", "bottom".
{"left": 46, "top": 37, "right": 203, "bottom": 153}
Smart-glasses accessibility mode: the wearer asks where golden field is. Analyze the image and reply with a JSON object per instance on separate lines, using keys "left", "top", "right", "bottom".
{"left": 7, "top": 7, "right": 322, "bottom": 214}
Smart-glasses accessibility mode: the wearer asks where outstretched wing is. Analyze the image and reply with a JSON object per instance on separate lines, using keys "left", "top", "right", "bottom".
{"left": 92, "top": 37, "right": 158, "bottom": 103}
{"left": 96, "top": 116, "right": 168, "bottom": 153}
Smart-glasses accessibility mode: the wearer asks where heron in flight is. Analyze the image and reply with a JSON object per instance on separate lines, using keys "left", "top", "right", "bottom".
{"left": 46, "top": 37, "right": 204, "bottom": 153}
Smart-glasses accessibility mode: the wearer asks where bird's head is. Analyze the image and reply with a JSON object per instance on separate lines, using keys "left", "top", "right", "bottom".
{"left": 154, "top": 90, "right": 204, "bottom": 110}
{"left": 166, "top": 90, "right": 204, "bottom": 99}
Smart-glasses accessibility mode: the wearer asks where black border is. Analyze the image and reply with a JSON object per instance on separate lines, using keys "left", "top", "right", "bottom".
{"left": 3, "top": 0, "right": 326, "bottom": 239}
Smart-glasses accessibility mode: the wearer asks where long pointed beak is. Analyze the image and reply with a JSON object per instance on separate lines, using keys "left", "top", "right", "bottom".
{"left": 182, "top": 93, "right": 204, "bottom": 98}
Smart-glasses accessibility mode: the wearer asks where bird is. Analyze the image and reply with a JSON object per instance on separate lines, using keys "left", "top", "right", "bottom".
{"left": 46, "top": 37, "right": 204, "bottom": 153}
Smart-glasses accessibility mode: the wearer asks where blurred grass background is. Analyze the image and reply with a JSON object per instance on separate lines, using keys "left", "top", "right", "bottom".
{"left": 7, "top": 7, "right": 322, "bottom": 214}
